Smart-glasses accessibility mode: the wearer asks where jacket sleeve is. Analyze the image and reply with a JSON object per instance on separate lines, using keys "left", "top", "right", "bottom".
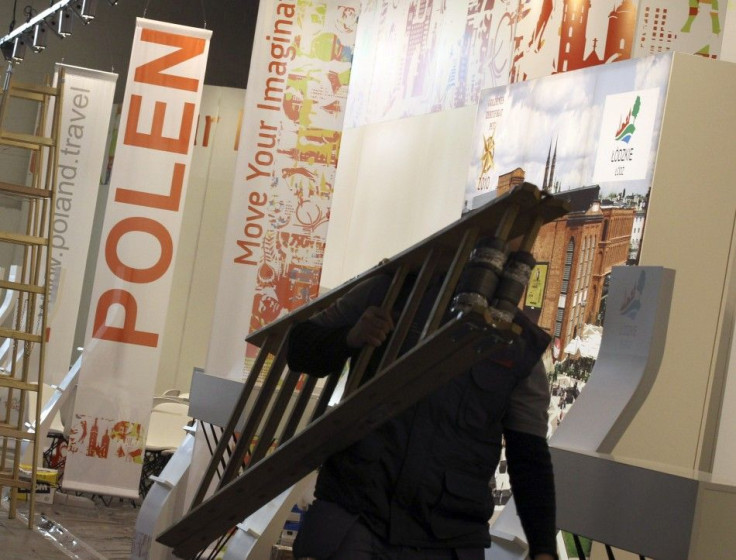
{"left": 504, "top": 428, "right": 558, "bottom": 559}
{"left": 287, "top": 321, "right": 354, "bottom": 377}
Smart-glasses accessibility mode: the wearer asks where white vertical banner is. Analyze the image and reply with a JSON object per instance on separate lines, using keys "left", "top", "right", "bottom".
{"left": 205, "top": 0, "right": 360, "bottom": 381}
{"left": 63, "top": 19, "right": 211, "bottom": 498}
{"left": 43, "top": 64, "right": 118, "bottom": 385}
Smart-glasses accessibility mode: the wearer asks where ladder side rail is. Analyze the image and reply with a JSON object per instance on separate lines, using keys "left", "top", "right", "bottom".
{"left": 198, "top": 420, "right": 236, "bottom": 486}
{"left": 343, "top": 264, "right": 410, "bottom": 396}
{"left": 189, "top": 335, "right": 277, "bottom": 510}
{"left": 3, "top": 189, "right": 36, "bottom": 518}
{"left": 278, "top": 373, "right": 318, "bottom": 443}
{"left": 217, "top": 336, "right": 290, "bottom": 489}
{"left": 161, "top": 313, "right": 515, "bottom": 558}
{"left": 306, "top": 367, "right": 342, "bottom": 422}
{"left": 24, "top": 69, "right": 64, "bottom": 526}
{"left": 374, "top": 249, "right": 440, "bottom": 372}
{"left": 519, "top": 214, "right": 544, "bottom": 252}
{"left": 0, "top": 76, "right": 12, "bottom": 133}
{"left": 420, "top": 227, "right": 479, "bottom": 339}
{"left": 247, "top": 366, "right": 302, "bottom": 467}
{"left": 246, "top": 272, "right": 385, "bottom": 349}
{"left": 28, "top": 70, "right": 64, "bottom": 526}
{"left": 203, "top": 423, "right": 229, "bottom": 480}
{"left": 244, "top": 182, "right": 547, "bottom": 350}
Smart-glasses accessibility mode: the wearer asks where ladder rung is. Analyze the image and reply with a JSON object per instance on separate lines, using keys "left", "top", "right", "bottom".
{"left": 0, "top": 326, "right": 43, "bottom": 343}
{"left": 0, "top": 131, "right": 54, "bottom": 148}
{"left": 0, "top": 279, "right": 44, "bottom": 294}
{"left": 0, "top": 424, "right": 36, "bottom": 440}
{"left": 0, "top": 378, "right": 38, "bottom": 392}
{"left": 0, "top": 475, "right": 33, "bottom": 490}
{"left": 0, "top": 136, "right": 41, "bottom": 151}
{"left": 8, "top": 89, "right": 46, "bottom": 103}
{"left": 0, "top": 231, "right": 48, "bottom": 246}
{"left": 0, "top": 180, "right": 52, "bottom": 199}
{"left": 10, "top": 81, "right": 60, "bottom": 98}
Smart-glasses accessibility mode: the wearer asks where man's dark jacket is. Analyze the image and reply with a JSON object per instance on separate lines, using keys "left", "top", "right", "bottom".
{"left": 286, "top": 275, "right": 557, "bottom": 557}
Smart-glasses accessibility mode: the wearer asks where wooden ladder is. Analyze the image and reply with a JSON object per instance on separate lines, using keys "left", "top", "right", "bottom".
{"left": 158, "top": 182, "right": 569, "bottom": 559}
{"left": 0, "top": 68, "right": 64, "bottom": 526}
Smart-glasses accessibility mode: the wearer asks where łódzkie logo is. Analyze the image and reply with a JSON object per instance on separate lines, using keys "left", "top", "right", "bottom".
{"left": 619, "top": 270, "right": 646, "bottom": 320}
{"left": 594, "top": 88, "right": 659, "bottom": 183}
{"left": 614, "top": 95, "right": 641, "bottom": 144}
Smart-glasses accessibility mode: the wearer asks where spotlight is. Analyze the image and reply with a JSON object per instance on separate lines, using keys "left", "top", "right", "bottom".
{"left": 31, "top": 23, "right": 47, "bottom": 53}
{"left": 47, "top": 7, "right": 74, "bottom": 38}
{"left": 107, "top": 0, "right": 119, "bottom": 5}
{"left": 72, "top": 0, "right": 97, "bottom": 23}
{"left": 10, "top": 35, "right": 26, "bottom": 62}
{"left": 0, "top": 42, "right": 13, "bottom": 62}
{"left": 58, "top": 7, "right": 74, "bottom": 36}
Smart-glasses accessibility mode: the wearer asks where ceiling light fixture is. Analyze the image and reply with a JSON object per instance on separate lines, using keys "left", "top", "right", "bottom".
{"left": 1, "top": 42, "right": 14, "bottom": 63}
{"left": 72, "top": 0, "right": 97, "bottom": 23}
{"left": 10, "top": 35, "right": 27, "bottom": 62}
{"left": 31, "top": 23, "right": 47, "bottom": 52}
{"left": 56, "top": 7, "right": 74, "bottom": 37}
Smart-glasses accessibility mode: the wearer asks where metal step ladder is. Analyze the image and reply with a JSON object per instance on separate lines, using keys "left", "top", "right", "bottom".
{"left": 0, "top": 67, "right": 64, "bottom": 526}
{"left": 157, "top": 182, "right": 569, "bottom": 558}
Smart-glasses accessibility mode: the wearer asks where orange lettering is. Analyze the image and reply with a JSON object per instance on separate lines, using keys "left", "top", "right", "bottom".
{"left": 105, "top": 217, "right": 173, "bottom": 283}
{"left": 134, "top": 28, "right": 205, "bottom": 91}
{"left": 124, "top": 95, "right": 194, "bottom": 154}
{"left": 93, "top": 289, "right": 158, "bottom": 347}
{"left": 114, "top": 163, "right": 185, "bottom": 211}
{"left": 235, "top": 239, "right": 257, "bottom": 266}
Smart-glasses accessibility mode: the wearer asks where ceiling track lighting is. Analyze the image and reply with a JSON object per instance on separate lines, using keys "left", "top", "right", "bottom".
{"left": 1, "top": 0, "right": 120, "bottom": 65}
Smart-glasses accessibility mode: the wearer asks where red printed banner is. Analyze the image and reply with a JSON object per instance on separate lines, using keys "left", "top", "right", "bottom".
{"left": 205, "top": 0, "right": 360, "bottom": 381}
{"left": 63, "top": 19, "right": 211, "bottom": 498}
